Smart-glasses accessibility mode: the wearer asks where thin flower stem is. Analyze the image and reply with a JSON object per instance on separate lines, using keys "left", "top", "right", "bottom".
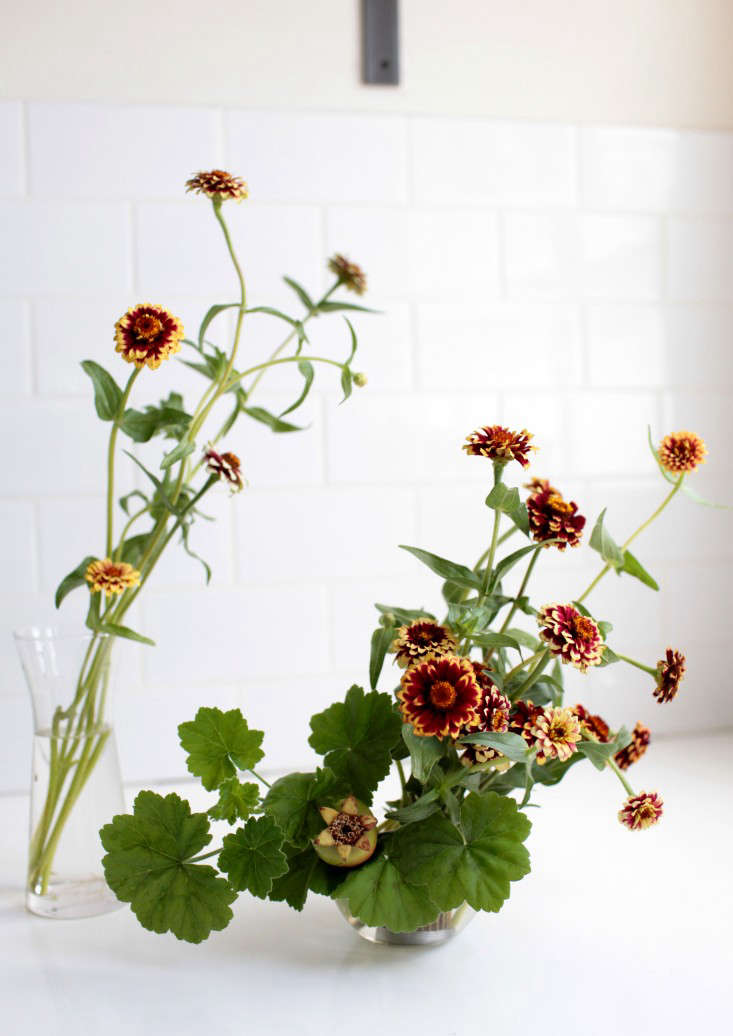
{"left": 503, "top": 648, "right": 546, "bottom": 683}
{"left": 499, "top": 549, "right": 540, "bottom": 636}
{"left": 616, "top": 653, "right": 657, "bottom": 676}
{"left": 106, "top": 367, "right": 141, "bottom": 556}
{"left": 114, "top": 505, "right": 150, "bottom": 561}
{"left": 512, "top": 648, "right": 551, "bottom": 699}
{"left": 480, "top": 465, "right": 503, "bottom": 600}
{"left": 607, "top": 756, "right": 634, "bottom": 797}
{"left": 576, "top": 477, "right": 683, "bottom": 603}
{"left": 224, "top": 353, "right": 348, "bottom": 392}
{"left": 188, "top": 848, "right": 222, "bottom": 864}
{"left": 250, "top": 768, "right": 272, "bottom": 790}
{"left": 395, "top": 758, "right": 408, "bottom": 805}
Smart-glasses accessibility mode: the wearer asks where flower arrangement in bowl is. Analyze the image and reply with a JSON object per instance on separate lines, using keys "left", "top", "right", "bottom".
{"left": 17, "top": 168, "right": 372, "bottom": 919}
{"left": 98, "top": 423, "right": 711, "bottom": 945}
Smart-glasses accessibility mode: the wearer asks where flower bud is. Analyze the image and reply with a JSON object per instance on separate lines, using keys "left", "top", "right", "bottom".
{"left": 353, "top": 372, "right": 368, "bottom": 388}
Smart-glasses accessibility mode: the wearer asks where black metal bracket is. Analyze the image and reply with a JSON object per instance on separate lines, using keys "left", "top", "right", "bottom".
{"left": 361, "top": 0, "right": 400, "bottom": 85}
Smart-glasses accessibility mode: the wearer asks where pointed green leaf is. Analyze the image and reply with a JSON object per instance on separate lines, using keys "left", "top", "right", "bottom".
{"left": 343, "top": 317, "right": 358, "bottom": 364}
{"left": 577, "top": 727, "right": 631, "bottom": 771}
{"left": 81, "top": 360, "right": 122, "bottom": 421}
{"left": 178, "top": 707, "right": 265, "bottom": 791}
{"left": 386, "top": 789, "right": 441, "bottom": 824}
{"left": 283, "top": 276, "right": 315, "bottom": 311}
{"left": 317, "top": 300, "right": 376, "bottom": 314}
{"left": 399, "top": 545, "right": 482, "bottom": 590}
{"left": 467, "top": 632, "right": 521, "bottom": 652}
{"left": 402, "top": 724, "right": 444, "bottom": 783}
{"left": 369, "top": 624, "right": 395, "bottom": 690}
{"left": 458, "top": 731, "right": 531, "bottom": 763}
{"left": 308, "top": 686, "right": 403, "bottom": 802}
{"left": 207, "top": 778, "right": 260, "bottom": 824}
{"left": 620, "top": 549, "right": 660, "bottom": 591}
{"left": 279, "top": 359, "right": 314, "bottom": 418}
{"left": 339, "top": 365, "right": 352, "bottom": 402}
{"left": 97, "top": 622, "right": 155, "bottom": 647}
{"left": 245, "top": 305, "right": 298, "bottom": 327}
{"left": 485, "top": 483, "right": 530, "bottom": 535}
{"left": 218, "top": 815, "right": 287, "bottom": 898}
{"left": 55, "top": 554, "right": 96, "bottom": 609}
{"left": 375, "top": 603, "right": 436, "bottom": 625}
{"left": 99, "top": 791, "right": 236, "bottom": 944}
{"left": 198, "top": 303, "right": 241, "bottom": 350}
{"left": 160, "top": 440, "right": 195, "bottom": 470}
{"left": 589, "top": 508, "right": 624, "bottom": 569}
{"left": 243, "top": 405, "right": 305, "bottom": 433}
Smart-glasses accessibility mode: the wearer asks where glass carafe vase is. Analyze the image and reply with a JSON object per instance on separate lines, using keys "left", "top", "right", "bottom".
{"left": 14, "top": 627, "right": 125, "bottom": 919}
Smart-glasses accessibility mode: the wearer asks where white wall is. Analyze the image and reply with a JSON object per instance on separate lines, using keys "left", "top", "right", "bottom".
{"left": 1, "top": 3, "right": 732, "bottom": 791}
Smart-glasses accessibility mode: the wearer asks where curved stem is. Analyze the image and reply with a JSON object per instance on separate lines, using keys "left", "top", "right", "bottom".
{"left": 511, "top": 648, "right": 551, "bottom": 700}
{"left": 113, "top": 505, "right": 150, "bottom": 561}
{"left": 224, "top": 353, "right": 348, "bottom": 393}
{"left": 607, "top": 756, "right": 634, "bottom": 797}
{"left": 616, "top": 653, "right": 657, "bottom": 676}
{"left": 106, "top": 368, "right": 141, "bottom": 556}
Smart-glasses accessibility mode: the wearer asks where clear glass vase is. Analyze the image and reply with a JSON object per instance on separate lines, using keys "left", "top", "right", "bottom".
{"left": 14, "top": 626, "right": 126, "bottom": 919}
{"left": 336, "top": 899, "right": 476, "bottom": 945}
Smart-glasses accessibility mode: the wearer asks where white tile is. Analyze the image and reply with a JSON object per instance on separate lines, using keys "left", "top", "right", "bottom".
{"left": 0, "top": 201, "right": 131, "bottom": 295}
{"left": 235, "top": 396, "right": 325, "bottom": 488}
{"left": 0, "top": 101, "right": 24, "bottom": 196}
{"left": 504, "top": 212, "right": 662, "bottom": 300}
{"left": 412, "top": 118, "right": 576, "bottom": 206}
{"left": 135, "top": 202, "right": 322, "bottom": 309}
{"left": 326, "top": 207, "right": 409, "bottom": 298}
{"left": 417, "top": 302, "right": 582, "bottom": 389}
{"left": 326, "top": 390, "right": 501, "bottom": 484}
{"left": 569, "top": 392, "right": 659, "bottom": 475}
{"left": 28, "top": 103, "right": 221, "bottom": 199}
{"left": 408, "top": 209, "right": 501, "bottom": 300}
{"left": 668, "top": 218, "right": 733, "bottom": 302}
{"left": 141, "top": 585, "right": 328, "bottom": 683}
{"left": 581, "top": 128, "right": 733, "bottom": 213}
{"left": 660, "top": 562, "right": 730, "bottom": 644}
{"left": 0, "top": 299, "right": 32, "bottom": 395}
{"left": 501, "top": 390, "right": 572, "bottom": 479}
{"left": 226, "top": 111, "right": 408, "bottom": 203}
{"left": 0, "top": 502, "right": 36, "bottom": 590}
{"left": 235, "top": 486, "right": 417, "bottom": 583}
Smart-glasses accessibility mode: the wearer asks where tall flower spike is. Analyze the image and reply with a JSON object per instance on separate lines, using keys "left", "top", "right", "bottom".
{"left": 614, "top": 722, "right": 651, "bottom": 770}
{"left": 114, "top": 303, "right": 184, "bottom": 370}
{"left": 391, "top": 618, "right": 457, "bottom": 669}
{"left": 185, "top": 169, "right": 249, "bottom": 202}
{"left": 618, "top": 791, "right": 663, "bottom": 831}
{"left": 537, "top": 604, "right": 604, "bottom": 672}
{"left": 463, "top": 425, "right": 534, "bottom": 468}
{"left": 658, "top": 431, "right": 707, "bottom": 474}
{"left": 654, "top": 648, "right": 686, "bottom": 703}
{"left": 526, "top": 482, "right": 586, "bottom": 550}
{"left": 327, "top": 254, "right": 367, "bottom": 295}
{"left": 398, "top": 654, "right": 481, "bottom": 739}
{"left": 86, "top": 558, "right": 140, "bottom": 596}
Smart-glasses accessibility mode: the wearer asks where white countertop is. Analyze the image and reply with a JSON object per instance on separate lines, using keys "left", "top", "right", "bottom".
{"left": 1, "top": 733, "right": 731, "bottom": 1036}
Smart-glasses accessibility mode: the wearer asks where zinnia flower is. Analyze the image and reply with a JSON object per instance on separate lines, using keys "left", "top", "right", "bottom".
{"left": 618, "top": 791, "right": 663, "bottom": 831}
{"left": 461, "top": 668, "right": 511, "bottom": 765}
{"left": 537, "top": 604, "right": 604, "bottom": 672}
{"left": 312, "top": 796, "right": 377, "bottom": 867}
{"left": 391, "top": 618, "right": 457, "bottom": 669}
{"left": 654, "top": 648, "right": 686, "bottom": 703}
{"left": 570, "top": 704, "right": 610, "bottom": 743}
{"left": 614, "top": 722, "right": 651, "bottom": 770}
{"left": 658, "top": 431, "right": 707, "bottom": 474}
{"left": 398, "top": 654, "right": 481, "bottom": 739}
{"left": 463, "top": 425, "right": 534, "bottom": 468}
{"left": 327, "top": 254, "right": 367, "bottom": 295}
{"left": 85, "top": 558, "right": 140, "bottom": 596}
{"left": 527, "top": 483, "right": 585, "bottom": 550}
{"left": 114, "top": 303, "right": 184, "bottom": 370}
{"left": 185, "top": 169, "right": 249, "bottom": 201}
{"left": 509, "top": 699, "right": 544, "bottom": 748}
{"left": 204, "top": 445, "right": 244, "bottom": 493}
{"left": 531, "top": 706, "right": 582, "bottom": 764}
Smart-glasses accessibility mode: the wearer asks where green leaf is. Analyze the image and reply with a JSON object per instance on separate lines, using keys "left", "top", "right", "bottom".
{"left": 160, "top": 440, "right": 195, "bottom": 470}
{"left": 577, "top": 727, "right": 630, "bottom": 771}
{"left": 243, "top": 405, "right": 305, "bottom": 433}
{"left": 268, "top": 843, "right": 344, "bottom": 911}
{"left": 97, "top": 622, "right": 155, "bottom": 647}
{"left": 245, "top": 305, "right": 299, "bottom": 327}
{"left": 458, "top": 731, "right": 531, "bottom": 763}
{"left": 343, "top": 317, "right": 358, "bottom": 364}
{"left": 118, "top": 489, "right": 148, "bottom": 516}
{"left": 178, "top": 707, "right": 265, "bottom": 791}
{"left": 489, "top": 541, "right": 555, "bottom": 593}
{"left": 263, "top": 769, "right": 346, "bottom": 848}
{"left": 598, "top": 645, "right": 620, "bottom": 667}
{"left": 308, "top": 686, "right": 403, "bottom": 802}
{"left": 99, "top": 791, "right": 236, "bottom": 944}
{"left": 279, "top": 359, "right": 314, "bottom": 418}
{"left": 198, "top": 303, "right": 242, "bottom": 349}
{"left": 620, "top": 549, "right": 660, "bottom": 591}
{"left": 467, "top": 632, "right": 521, "bottom": 652}
{"left": 334, "top": 850, "right": 440, "bottom": 932}
{"left": 81, "top": 360, "right": 122, "bottom": 421}
{"left": 55, "top": 555, "right": 95, "bottom": 609}
{"left": 389, "top": 792, "right": 531, "bottom": 913}
{"left": 369, "top": 625, "right": 395, "bottom": 690}
{"left": 339, "top": 365, "right": 352, "bottom": 402}
{"left": 283, "top": 276, "right": 315, "bottom": 311}
{"left": 218, "top": 815, "right": 287, "bottom": 898}
{"left": 119, "top": 532, "right": 149, "bottom": 567}
{"left": 207, "top": 778, "right": 260, "bottom": 824}
{"left": 399, "top": 545, "right": 482, "bottom": 590}
{"left": 375, "top": 603, "right": 436, "bottom": 625}
{"left": 121, "top": 402, "right": 192, "bottom": 444}
{"left": 589, "top": 508, "right": 624, "bottom": 569}
{"left": 386, "top": 789, "right": 441, "bottom": 824}
{"left": 318, "top": 300, "right": 376, "bottom": 314}
{"left": 402, "top": 724, "right": 444, "bottom": 783}
{"left": 485, "top": 484, "right": 530, "bottom": 535}
{"left": 123, "top": 451, "right": 180, "bottom": 516}
{"left": 505, "top": 628, "right": 541, "bottom": 650}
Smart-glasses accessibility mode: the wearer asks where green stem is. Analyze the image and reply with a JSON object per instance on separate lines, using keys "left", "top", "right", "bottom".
{"left": 503, "top": 648, "right": 546, "bottom": 683}
{"left": 106, "top": 368, "right": 141, "bottom": 556}
{"left": 616, "top": 653, "right": 657, "bottom": 676}
{"left": 114, "top": 505, "right": 149, "bottom": 561}
{"left": 577, "top": 477, "right": 683, "bottom": 603}
{"left": 480, "top": 466, "right": 504, "bottom": 600}
{"left": 512, "top": 648, "right": 551, "bottom": 700}
{"left": 250, "top": 768, "right": 272, "bottom": 790}
{"left": 395, "top": 758, "right": 408, "bottom": 805}
{"left": 607, "top": 756, "right": 635, "bottom": 797}
{"left": 223, "top": 353, "right": 348, "bottom": 393}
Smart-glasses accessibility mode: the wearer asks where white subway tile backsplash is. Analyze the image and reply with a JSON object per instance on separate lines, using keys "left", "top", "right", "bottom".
{"left": 0, "top": 201, "right": 132, "bottom": 295}
{"left": 1, "top": 103, "right": 732, "bottom": 787}
{"left": 226, "top": 111, "right": 408, "bottom": 203}
{"left": 581, "top": 128, "right": 733, "bottom": 213}
{"left": 0, "top": 102, "right": 24, "bottom": 197}
{"left": 28, "top": 103, "right": 221, "bottom": 200}
{"left": 412, "top": 118, "right": 576, "bottom": 206}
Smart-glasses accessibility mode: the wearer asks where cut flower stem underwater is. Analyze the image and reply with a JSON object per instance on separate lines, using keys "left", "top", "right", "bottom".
{"left": 98, "top": 424, "right": 716, "bottom": 943}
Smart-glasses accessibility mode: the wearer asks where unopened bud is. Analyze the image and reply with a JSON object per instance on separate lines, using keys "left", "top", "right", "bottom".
{"left": 353, "top": 371, "right": 368, "bottom": 388}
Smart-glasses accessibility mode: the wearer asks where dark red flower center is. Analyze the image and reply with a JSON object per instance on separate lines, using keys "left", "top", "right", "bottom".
{"left": 429, "top": 680, "right": 457, "bottom": 710}
{"left": 132, "top": 314, "right": 163, "bottom": 341}
{"left": 571, "top": 615, "right": 597, "bottom": 642}
{"left": 329, "top": 812, "right": 365, "bottom": 845}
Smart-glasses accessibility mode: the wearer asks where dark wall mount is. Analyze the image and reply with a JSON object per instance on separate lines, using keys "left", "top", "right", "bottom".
{"left": 361, "top": 0, "right": 400, "bottom": 85}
